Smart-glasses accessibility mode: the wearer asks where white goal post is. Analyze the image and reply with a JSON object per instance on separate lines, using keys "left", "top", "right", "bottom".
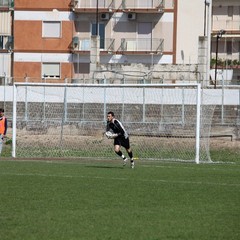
{"left": 12, "top": 83, "right": 214, "bottom": 163}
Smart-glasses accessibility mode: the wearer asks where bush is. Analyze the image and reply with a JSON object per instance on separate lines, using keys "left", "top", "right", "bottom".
{"left": 211, "top": 58, "right": 240, "bottom": 68}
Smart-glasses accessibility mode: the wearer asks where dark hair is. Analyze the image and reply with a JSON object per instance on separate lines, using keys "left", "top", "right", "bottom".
{"left": 0, "top": 108, "right": 4, "bottom": 113}
{"left": 107, "top": 111, "right": 114, "bottom": 116}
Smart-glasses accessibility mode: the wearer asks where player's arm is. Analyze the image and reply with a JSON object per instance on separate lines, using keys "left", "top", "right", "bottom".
{"left": 105, "top": 122, "right": 118, "bottom": 139}
{"left": 106, "top": 121, "right": 111, "bottom": 132}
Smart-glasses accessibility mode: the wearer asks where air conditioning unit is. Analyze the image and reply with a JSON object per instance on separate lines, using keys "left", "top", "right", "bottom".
{"left": 72, "top": 36, "right": 79, "bottom": 50}
{"left": 72, "top": 0, "right": 79, "bottom": 6}
{"left": 71, "top": 0, "right": 79, "bottom": 11}
{"left": 127, "top": 13, "right": 136, "bottom": 20}
{"left": 100, "top": 13, "right": 110, "bottom": 20}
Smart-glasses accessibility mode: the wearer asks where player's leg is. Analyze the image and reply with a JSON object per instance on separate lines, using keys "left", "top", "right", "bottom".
{"left": 114, "top": 144, "right": 128, "bottom": 165}
{"left": 122, "top": 137, "right": 134, "bottom": 168}
{"left": 126, "top": 147, "right": 135, "bottom": 169}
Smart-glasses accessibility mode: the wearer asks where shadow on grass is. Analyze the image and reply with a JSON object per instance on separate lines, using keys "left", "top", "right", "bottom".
{"left": 85, "top": 165, "right": 123, "bottom": 169}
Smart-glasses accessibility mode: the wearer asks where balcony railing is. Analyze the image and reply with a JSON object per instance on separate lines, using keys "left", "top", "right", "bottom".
{"left": 72, "top": 37, "right": 163, "bottom": 53}
{"left": 71, "top": 0, "right": 115, "bottom": 10}
{"left": 0, "top": 0, "right": 14, "bottom": 8}
{"left": 0, "top": 35, "right": 13, "bottom": 50}
{"left": 120, "top": 38, "right": 164, "bottom": 53}
{"left": 105, "top": 38, "right": 115, "bottom": 52}
{"left": 122, "top": 0, "right": 164, "bottom": 10}
{"left": 71, "top": 0, "right": 164, "bottom": 12}
{"left": 72, "top": 37, "right": 115, "bottom": 52}
{"left": 212, "top": 20, "right": 240, "bottom": 31}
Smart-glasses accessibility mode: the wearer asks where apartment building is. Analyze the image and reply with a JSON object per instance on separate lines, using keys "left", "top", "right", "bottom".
{"left": 3, "top": 0, "right": 207, "bottom": 83}
{"left": 0, "top": 0, "right": 13, "bottom": 84}
{"left": 212, "top": 0, "right": 240, "bottom": 84}
{"left": 13, "top": 0, "right": 72, "bottom": 82}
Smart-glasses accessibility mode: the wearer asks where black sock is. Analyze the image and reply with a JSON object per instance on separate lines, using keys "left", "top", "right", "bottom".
{"left": 115, "top": 151, "right": 126, "bottom": 159}
{"left": 128, "top": 151, "right": 133, "bottom": 161}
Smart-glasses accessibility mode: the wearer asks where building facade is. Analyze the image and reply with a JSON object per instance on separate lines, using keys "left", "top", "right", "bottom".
{"left": 0, "top": 0, "right": 13, "bottom": 84}
{"left": 0, "top": 0, "right": 218, "bottom": 84}
{"left": 13, "top": 0, "right": 176, "bottom": 82}
{"left": 211, "top": 0, "right": 240, "bottom": 84}
{"left": 13, "top": 0, "right": 72, "bottom": 82}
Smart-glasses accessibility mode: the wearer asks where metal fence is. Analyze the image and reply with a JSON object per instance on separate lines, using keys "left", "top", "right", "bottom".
{"left": 1, "top": 71, "right": 240, "bottom": 126}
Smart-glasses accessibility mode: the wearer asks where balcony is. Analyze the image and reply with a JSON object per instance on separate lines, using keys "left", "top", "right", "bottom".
{"left": 120, "top": 38, "right": 164, "bottom": 53}
{"left": 121, "top": 0, "right": 164, "bottom": 13}
{"left": 71, "top": 0, "right": 115, "bottom": 12}
{"left": 71, "top": 0, "right": 164, "bottom": 13}
{"left": 212, "top": 20, "right": 240, "bottom": 33}
{"left": 0, "top": 35, "right": 13, "bottom": 51}
{"left": 72, "top": 37, "right": 115, "bottom": 52}
{"left": 0, "top": 0, "right": 14, "bottom": 9}
{"left": 71, "top": 36, "right": 163, "bottom": 54}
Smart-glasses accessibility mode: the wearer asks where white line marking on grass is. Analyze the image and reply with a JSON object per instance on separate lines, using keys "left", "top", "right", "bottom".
{"left": 141, "top": 164, "right": 240, "bottom": 172}
{"left": 0, "top": 172, "right": 128, "bottom": 181}
{"left": 1, "top": 172, "right": 240, "bottom": 187}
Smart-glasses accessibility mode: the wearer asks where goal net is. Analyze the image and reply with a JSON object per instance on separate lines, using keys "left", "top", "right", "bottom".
{"left": 12, "top": 83, "right": 215, "bottom": 163}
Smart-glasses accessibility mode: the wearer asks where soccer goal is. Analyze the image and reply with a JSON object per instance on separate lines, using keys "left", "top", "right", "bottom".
{"left": 12, "top": 83, "right": 215, "bottom": 163}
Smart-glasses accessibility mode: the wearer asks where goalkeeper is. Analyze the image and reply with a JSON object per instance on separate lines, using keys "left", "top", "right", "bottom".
{"left": 106, "top": 111, "right": 134, "bottom": 168}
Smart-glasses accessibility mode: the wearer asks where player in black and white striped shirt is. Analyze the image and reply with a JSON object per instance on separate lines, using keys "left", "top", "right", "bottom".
{"left": 106, "top": 111, "right": 135, "bottom": 168}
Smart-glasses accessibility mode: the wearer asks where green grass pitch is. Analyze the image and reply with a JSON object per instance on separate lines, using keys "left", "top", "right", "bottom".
{"left": 0, "top": 159, "right": 239, "bottom": 240}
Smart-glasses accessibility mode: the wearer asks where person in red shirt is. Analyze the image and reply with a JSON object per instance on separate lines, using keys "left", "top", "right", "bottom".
{"left": 0, "top": 108, "right": 8, "bottom": 155}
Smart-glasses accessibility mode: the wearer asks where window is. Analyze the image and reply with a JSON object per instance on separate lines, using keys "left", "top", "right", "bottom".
{"left": 91, "top": 23, "right": 105, "bottom": 49}
{"left": 1, "top": 0, "right": 13, "bottom": 7}
{"left": 227, "top": 41, "right": 232, "bottom": 55}
{"left": 228, "top": 6, "right": 233, "bottom": 17}
{"left": 42, "top": 21, "right": 61, "bottom": 38}
{"left": 42, "top": 63, "right": 60, "bottom": 79}
{"left": 74, "top": 63, "right": 90, "bottom": 74}
{"left": 0, "top": 36, "right": 3, "bottom": 49}
{"left": 138, "top": 22, "right": 152, "bottom": 51}
{"left": 239, "top": 41, "right": 240, "bottom": 61}
{"left": 0, "top": 77, "right": 5, "bottom": 85}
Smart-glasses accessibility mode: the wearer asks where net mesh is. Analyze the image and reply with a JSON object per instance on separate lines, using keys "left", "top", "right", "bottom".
{"left": 13, "top": 84, "right": 215, "bottom": 162}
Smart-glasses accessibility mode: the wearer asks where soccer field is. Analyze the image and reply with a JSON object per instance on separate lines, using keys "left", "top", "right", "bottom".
{"left": 0, "top": 159, "right": 239, "bottom": 240}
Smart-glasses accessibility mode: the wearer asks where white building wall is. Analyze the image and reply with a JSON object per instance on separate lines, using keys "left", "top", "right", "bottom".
{"left": 0, "top": 11, "right": 12, "bottom": 78}
{"left": 176, "top": 0, "right": 205, "bottom": 64}
{"left": 0, "top": 53, "right": 11, "bottom": 77}
{"left": 0, "top": 11, "right": 11, "bottom": 35}
{"left": 14, "top": 11, "right": 74, "bottom": 21}
{"left": 14, "top": 53, "right": 72, "bottom": 63}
